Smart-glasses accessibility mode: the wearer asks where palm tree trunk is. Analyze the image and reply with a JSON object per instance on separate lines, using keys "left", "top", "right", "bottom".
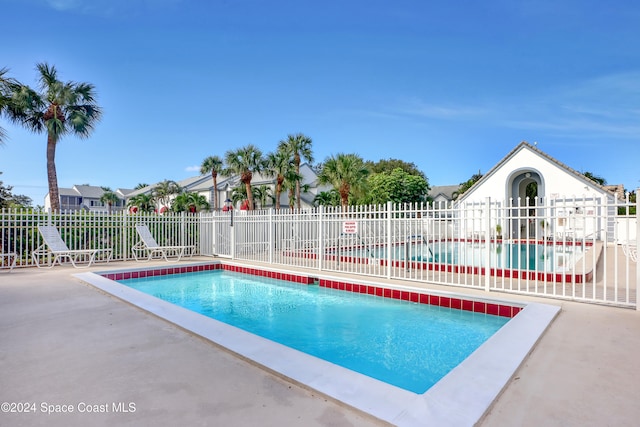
{"left": 340, "top": 183, "right": 350, "bottom": 209}
{"left": 275, "top": 178, "right": 283, "bottom": 210}
{"left": 288, "top": 187, "right": 295, "bottom": 209}
{"left": 245, "top": 182, "right": 254, "bottom": 210}
{"left": 47, "top": 133, "right": 60, "bottom": 212}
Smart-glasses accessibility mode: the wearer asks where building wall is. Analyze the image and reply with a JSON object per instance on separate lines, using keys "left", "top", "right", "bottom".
{"left": 462, "top": 147, "right": 606, "bottom": 203}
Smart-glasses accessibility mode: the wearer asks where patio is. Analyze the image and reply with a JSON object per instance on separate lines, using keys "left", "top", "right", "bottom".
{"left": 1, "top": 259, "right": 639, "bottom": 426}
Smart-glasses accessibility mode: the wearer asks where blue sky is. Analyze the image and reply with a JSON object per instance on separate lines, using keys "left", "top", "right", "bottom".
{"left": 1, "top": 0, "right": 639, "bottom": 205}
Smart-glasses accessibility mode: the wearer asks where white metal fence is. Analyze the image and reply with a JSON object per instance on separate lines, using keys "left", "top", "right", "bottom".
{"left": 2, "top": 194, "right": 638, "bottom": 308}
{"left": 0, "top": 210, "right": 201, "bottom": 267}
{"left": 213, "top": 195, "right": 638, "bottom": 309}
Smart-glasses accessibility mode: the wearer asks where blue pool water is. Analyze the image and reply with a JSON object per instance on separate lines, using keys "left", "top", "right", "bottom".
{"left": 340, "top": 241, "right": 583, "bottom": 272}
{"left": 121, "top": 271, "right": 509, "bottom": 393}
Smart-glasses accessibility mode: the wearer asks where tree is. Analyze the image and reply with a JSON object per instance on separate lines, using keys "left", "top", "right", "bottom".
{"left": 278, "top": 133, "right": 314, "bottom": 209}
{"left": 313, "top": 189, "right": 340, "bottom": 207}
{"left": 253, "top": 185, "right": 275, "bottom": 209}
{"left": 224, "top": 144, "right": 264, "bottom": 210}
{"left": 171, "top": 192, "right": 209, "bottom": 213}
{"left": 153, "top": 180, "right": 181, "bottom": 209}
{"left": 134, "top": 183, "right": 149, "bottom": 190}
{"left": 230, "top": 185, "right": 248, "bottom": 205}
{"left": 0, "top": 68, "right": 22, "bottom": 145}
{"left": 99, "top": 187, "right": 119, "bottom": 214}
{"left": 317, "top": 153, "right": 369, "bottom": 208}
{"left": 10, "top": 63, "right": 102, "bottom": 212}
{"left": 365, "top": 158, "right": 426, "bottom": 180}
{"left": 526, "top": 182, "right": 538, "bottom": 203}
{"left": 452, "top": 171, "right": 483, "bottom": 200}
{"left": 283, "top": 180, "right": 310, "bottom": 209}
{"left": 265, "top": 149, "right": 296, "bottom": 210}
{"left": 366, "top": 168, "right": 429, "bottom": 205}
{"left": 200, "top": 155, "right": 224, "bottom": 210}
{"left": 0, "top": 172, "right": 32, "bottom": 209}
{"left": 618, "top": 190, "right": 636, "bottom": 216}
{"left": 127, "top": 193, "right": 156, "bottom": 213}
{"left": 582, "top": 171, "right": 607, "bottom": 186}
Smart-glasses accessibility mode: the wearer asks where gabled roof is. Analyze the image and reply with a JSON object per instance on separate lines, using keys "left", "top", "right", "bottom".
{"left": 58, "top": 187, "right": 81, "bottom": 197}
{"left": 72, "top": 185, "right": 105, "bottom": 199}
{"left": 52, "top": 185, "right": 129, "bottom": 200}
{"left": 116, "top": 188, "right": 135, "bottom": 197}
{"left": 429, "top": 185, "right": 461, "bottom": 201}
{"left": 457, "top": 141, "right": 619, "bottom": 202}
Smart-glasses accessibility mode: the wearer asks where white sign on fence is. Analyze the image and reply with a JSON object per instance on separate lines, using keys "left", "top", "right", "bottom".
{"left": 342, "top": 221, "right": 358, "bottom": 234}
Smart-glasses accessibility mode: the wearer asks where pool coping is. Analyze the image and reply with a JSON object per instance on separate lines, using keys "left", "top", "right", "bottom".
{"left": 75, "top": 261, "right": 560, "bottom": 427}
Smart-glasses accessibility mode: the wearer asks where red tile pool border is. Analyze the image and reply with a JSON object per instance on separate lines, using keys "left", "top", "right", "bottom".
{"left": 100, "top": 263, "right": 315, "bottom": 285}
{"left": 318, "top": 279, "right": 521, "bottom": 318}
{"left": 101, "top": 263, "right": 521, "bottom": 318}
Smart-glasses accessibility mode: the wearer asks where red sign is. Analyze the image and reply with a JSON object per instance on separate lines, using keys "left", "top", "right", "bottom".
{"left": 342, "top": 221, "right": 358, "bottom": 234}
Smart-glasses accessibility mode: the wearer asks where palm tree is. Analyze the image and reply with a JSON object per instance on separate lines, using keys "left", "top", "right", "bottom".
{"left": 153, "top": 179, "right": 181, "bottom": 210}
{"left": 230, "top": 185, "right": 249, "bottom": 205}
{"left": 253, "top": 185, "right": 275, "bottom": 209}
{"left": 127, "top": 193, "right": 156, "bottom": 213}
{"left": 99, "top": 187, "right": 119, "bottom": 214}
{"left": 134, "top": 183, "right": 149, "bottom": 190}
{"left": 171, "top": 192, "right": 209, "bottom": 213}
{"left": 278, "top": 133, "right": 314, "bottom": 209}
{"left": 200, "top": 155, "right": 224, "bottom": 210}
{"left": 314, "top": 189, "right": 340, "bottom": 207}
{"left": 0, "top": 68, "right": 22, "bottom": 145}
{"left": 283, "top": 174, "right": 309, "bottom": 209}
{"left": 582, "top": 171, "right": 607, "bottom": 186}
{"left": 224, "top": 144, "right": 264, "bottom": 210}
{"left": 265, "top": 149, "right": 296, "bottom": 209}
{"left": 317, "top": 153, "right": 369, "bottom": 208}
{"left": 10, "top": 63, "right": 102, "bottom": 212}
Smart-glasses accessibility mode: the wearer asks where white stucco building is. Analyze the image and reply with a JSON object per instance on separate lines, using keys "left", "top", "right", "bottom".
{"left": 456, "top": 141, "right": 618, "bottom": 204}
{"left": 44, "top": 185, "right": 132, "bottom": 212}
{"left": 455, "top": 141, "right": 623, "bottom": 240}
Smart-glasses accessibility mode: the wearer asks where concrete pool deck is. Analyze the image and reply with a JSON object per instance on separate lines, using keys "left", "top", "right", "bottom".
{"left": 1, "top": 258, "right": 639, "bottom": 426}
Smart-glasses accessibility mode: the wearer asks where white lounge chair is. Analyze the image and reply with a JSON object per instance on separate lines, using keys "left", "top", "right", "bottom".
{"left": 1, "top": 252, "right": 17, "bottom": 272}
{"left": 132, "top": 224, "right": 195, "bottom": 262}
{"left": 32, "top": 225, "right": 113, "bottom": 268}
{"left": 623, "top": 244, "right": 637, "bottom": 262}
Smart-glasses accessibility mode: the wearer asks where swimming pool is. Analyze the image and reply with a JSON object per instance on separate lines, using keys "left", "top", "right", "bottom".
{"left": 77, "top": 262, "right": 559, "bottom": 426}
{"left": 120, "top": 270, "right": 509, "bottom": 393}
{"left": 334, "top": 240, "right": 585, "bottom": 272}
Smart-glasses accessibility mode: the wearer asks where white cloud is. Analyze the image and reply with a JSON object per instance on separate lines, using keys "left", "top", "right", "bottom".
{"left": 385, "top": 71, "right": 640, "bottom": 141}
{"left": 46, "top": 0, "right": 82, "bottom": 11}
{"left": 41, "top": 0, "right": 183, "bottom": 17}
{"left": 499, "top": 72, "right": 640, "bottom": 139}
{"left": 185, "top": 165, "right": 200, "bottom": 172}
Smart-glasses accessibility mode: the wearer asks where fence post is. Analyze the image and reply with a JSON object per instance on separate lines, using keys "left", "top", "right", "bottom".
{"left": 268, "top": 209, "right": 274, "bottom": 264}
{"left": 318, "top": 206, "right": 324, "bottom": 272}
{"left": 386, "top": 201, "right": 392, "bottom": 279}
{"left": 230, "top": 208, "right": 236, "bottom": 260}
{"left": 122, "top": 211, "right": 128, "bottom": 261}
{"left": 627, "top": 188, "right": 640, "bottom": 311}
{"left": 484, "top": 197, "right": 492, "bottom": 292}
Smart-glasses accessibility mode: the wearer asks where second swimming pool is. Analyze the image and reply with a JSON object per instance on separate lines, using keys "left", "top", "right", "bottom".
{"left": 120, "top": 270, "right": 509, "bottom": 393}
{"left": 334, "top": 240, "right": 585, "bottom": 272}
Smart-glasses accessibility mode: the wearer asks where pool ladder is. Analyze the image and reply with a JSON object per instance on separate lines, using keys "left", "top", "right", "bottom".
{"left": 405, "top": 235, "right": 433, "bottom": 266}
